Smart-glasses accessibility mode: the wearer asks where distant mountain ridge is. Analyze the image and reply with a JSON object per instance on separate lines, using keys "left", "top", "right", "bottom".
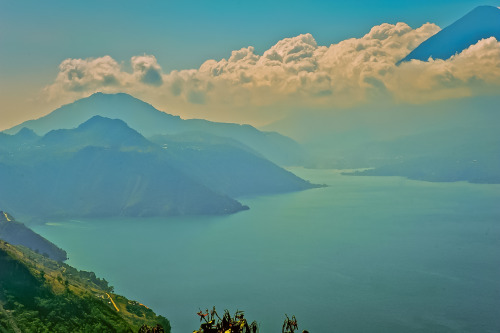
{"left": 343, "top": 124, "right": 500, "bottom": 183}
{"left": 0, "top": 116, "right": 317, "bottom": 222}
{"left": 0, "top": 127, "right": 39, "bottom": 151}
{"left": 274, "top": 94, "right": 500, "bottom": 184}
{"left": 4, "top": 92, "right": 305, "bottom": 166}
{"left": 0, "top": 117, "right": 246, "bottom": 221}
{"left": 150, "top": 132, "right": 315, "bottom": 197}
{"left": 40, "top": 115, "right": 153, "bottom": 151}
{"left": 400, "top": 5, "right": 500, "bottom": 63}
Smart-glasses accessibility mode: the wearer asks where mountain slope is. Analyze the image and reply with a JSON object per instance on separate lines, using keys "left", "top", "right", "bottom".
{"left": 0, "top": 211, "right": 67, "bottom": 261}
{"left": 0, "top": 147, "right": 247, "bottom": 221}
{"left": 4, "top": 92, "right": 304, "bottom": 166}
{"left": 40, "top": 115, "right": 153, "bottom": 151}
{"left": 0, "top": 240, "right": 170, "bottom": 332}
{"left": 267, "top": 94, "right": 500, "bottom": 183}
{"left": 345, "top": 129, "right": 500, "bottom": 184}
{"left": 0, "top": 116, "right": 318, "bottom": 221}
{"left": 0, "top": 117, "right": 248, "bottom": 221}
{"left": 151, "top": 133, "right": 318, "bottom": 197}
{"left": 0, "top": 127, "right": 39, "bottom": 152}
{"left": 400, "top": 6, "right": 500, "bottom": 63}
{"left": 341, "top": 115, "right": 500, "bottom": 184}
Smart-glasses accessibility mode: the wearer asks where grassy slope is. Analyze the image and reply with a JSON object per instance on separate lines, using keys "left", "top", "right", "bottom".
{"left": 0, "top": 240, "right": 170, "bottom": 332}
{"left": 0, "top": 211, "right": 68, "bottom": 261}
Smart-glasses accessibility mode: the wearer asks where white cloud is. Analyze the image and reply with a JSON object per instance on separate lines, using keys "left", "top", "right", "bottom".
{"left": 131, "top": 55, "right": 163, "bottom": 86}
{"left": 43, "top": 56, "right": 127, "bottom": 105}
{"left": 46, "top": 56, "right": 123, "bottom": 93}
{"left": 42, "top": 21, "right": 500, "bottom": 124}
{"left": 387, "top": 37, "right": 500, "bottom": 102}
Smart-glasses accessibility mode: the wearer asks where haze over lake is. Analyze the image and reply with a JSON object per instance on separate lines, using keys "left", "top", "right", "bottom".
{"left": 34, "top": 168, "right": 500, "bottom": 333}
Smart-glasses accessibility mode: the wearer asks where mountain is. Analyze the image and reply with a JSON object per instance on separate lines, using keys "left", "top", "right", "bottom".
{"left": 0, "top": 240, "right": 170, "bottom": 332}
{"left": 4, "top": 92, "right": 305, "bottom": 166}
{"left": 40, "top": 116, "right": 154, "bottom": 152}
{"left": 0, "top": 116, "right": 316, "bottom": 222}
{"left": 341, "top": 113, "right": 500, "bottom": 183}
{"left": 400, "top": 6, "right": 500, "bottom": 63}
{"left": 344, "top": 125, "right": 500, "bottom": 183}
{"left": 347, "top": 146, "right": 500, "bottom": 184}
{"left": 0, "top": 127, "right": 39, "bottom": 152}
{"left": 265, "top": 94, "right": 500, "bottom": 184}
{"left": 150, "top": 132, "right": 318, "bottom": 197}
{"left": 0, "top": 211, "right": 67, "bottom": 261}
{"left": 0, "top": 117, "right": 246, "bottom": 221}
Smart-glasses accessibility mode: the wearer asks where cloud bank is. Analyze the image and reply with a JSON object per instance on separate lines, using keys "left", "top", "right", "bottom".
{"left": 43, "top": 22, "right": 500, "bottom": 124}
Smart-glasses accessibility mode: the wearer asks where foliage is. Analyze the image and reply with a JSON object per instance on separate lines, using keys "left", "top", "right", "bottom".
{"left": 0, "top": 241, "right": 171, "bottom": 332}
{"left": 193, "top": 307, "right": 258, "bottom": 333}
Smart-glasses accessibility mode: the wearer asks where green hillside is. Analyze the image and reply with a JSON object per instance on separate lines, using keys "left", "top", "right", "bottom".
{"left": 0, "top": 211, "right": 67, "bottom": 261}
{"left": 0, "top": 240, "right": 170, "bottom": 333}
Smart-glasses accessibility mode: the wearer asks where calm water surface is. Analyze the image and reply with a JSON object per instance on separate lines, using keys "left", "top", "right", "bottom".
{"left": 34, "top": 169, "right": 500, "bottom": 332}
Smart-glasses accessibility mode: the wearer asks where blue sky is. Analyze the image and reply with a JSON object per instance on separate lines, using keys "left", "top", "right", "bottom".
{"left": 2, "top": 0, "right": 498, "bottom": 76}
{"left": 1, "top": 0, "right": 499, "bottom": 129}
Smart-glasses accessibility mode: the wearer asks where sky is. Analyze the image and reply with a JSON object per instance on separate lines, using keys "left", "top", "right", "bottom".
{"left": 1, "top": 0, "right": 500, "bottom": 131}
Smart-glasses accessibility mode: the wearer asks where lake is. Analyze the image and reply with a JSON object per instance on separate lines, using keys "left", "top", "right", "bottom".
{"left": 33, "top": 169, "right": 500, "bottom": 332}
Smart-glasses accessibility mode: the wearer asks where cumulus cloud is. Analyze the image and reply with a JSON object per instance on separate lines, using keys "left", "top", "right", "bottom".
{"left": 45, "top": 56, "right": 123, "bottom": 96}
{"left": 42, "top": 21, "right": 500, "bottom": 123}
{"left": 44, "top": 56, "right": 120, "bottom": 105}
{"left": 131, "top": 55, "right": 163, "bottom": 86}
{"left": 43, "top": 54, "right": 166, "bottom": 107}
{"left": 387, "top": 37, "right": 500, "bottom": 102}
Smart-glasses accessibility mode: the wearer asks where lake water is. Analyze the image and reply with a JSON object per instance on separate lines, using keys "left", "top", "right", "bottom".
{"left": 33, "top": 169, "right": 500, "bottom": 332}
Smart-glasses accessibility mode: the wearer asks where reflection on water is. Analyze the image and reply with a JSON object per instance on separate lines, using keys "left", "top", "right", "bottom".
{"left": 34, "top": 169, "right": 500, "bottom": 332}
